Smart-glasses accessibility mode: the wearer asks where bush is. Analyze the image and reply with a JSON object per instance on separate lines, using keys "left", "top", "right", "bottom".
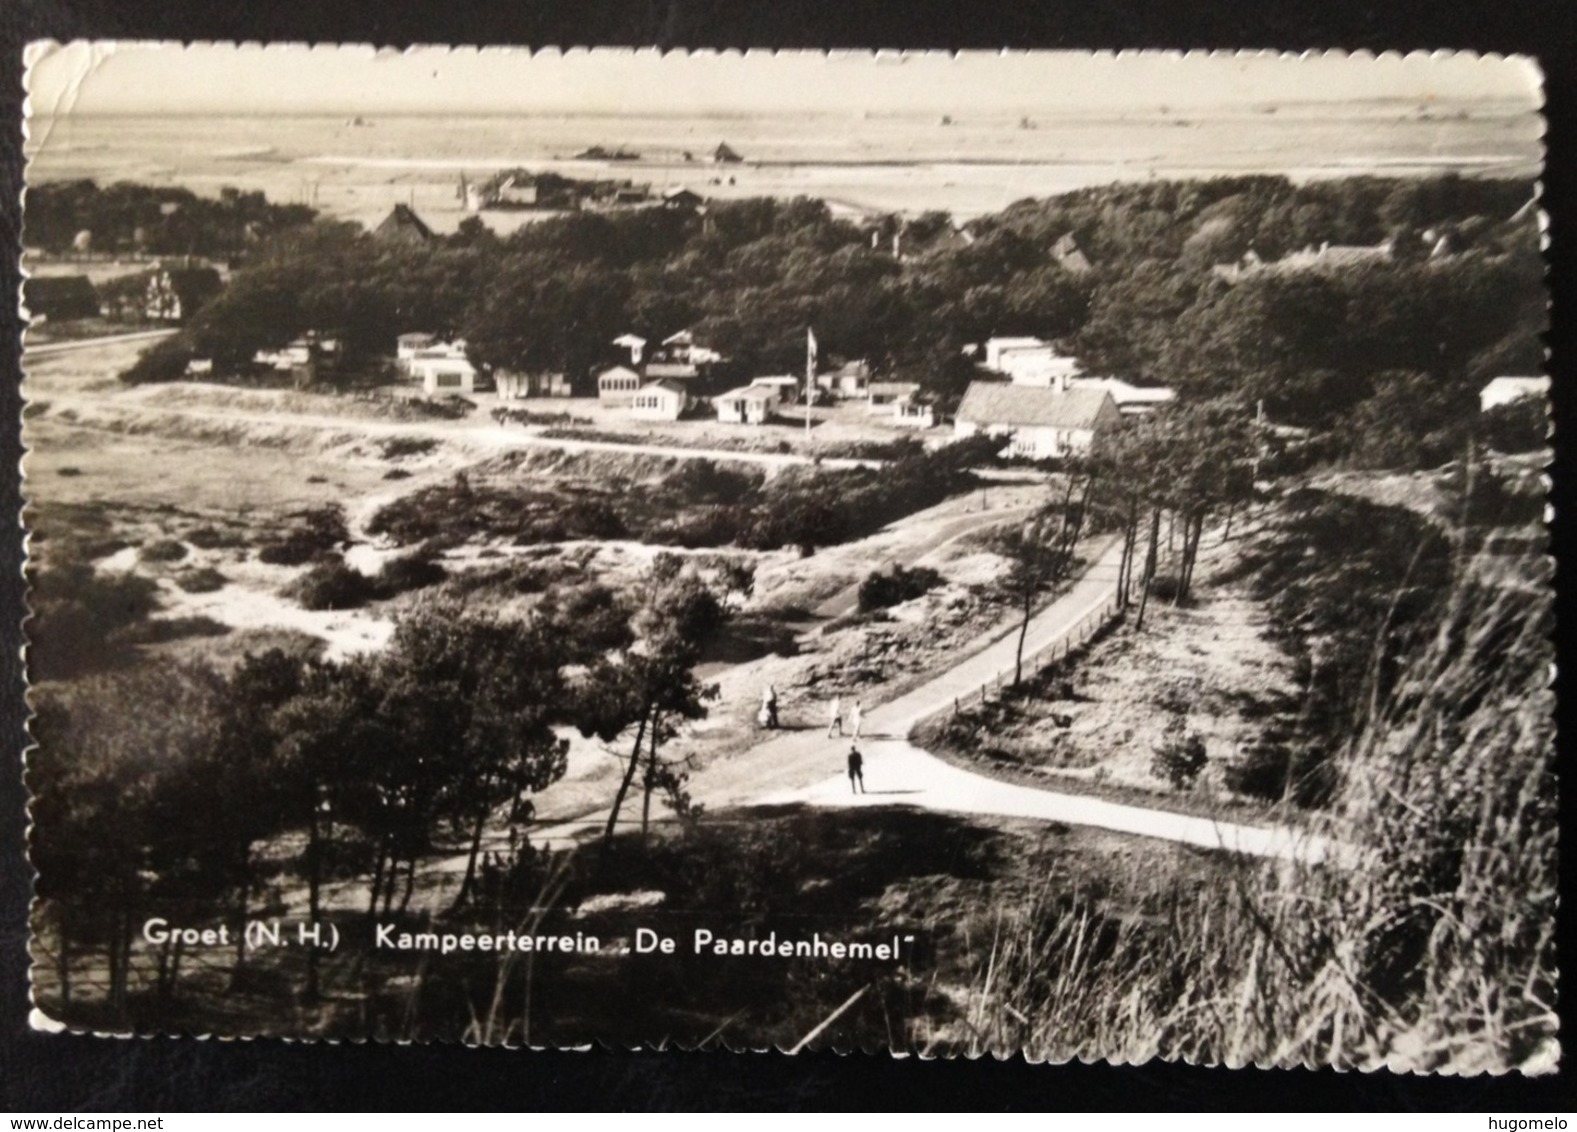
{"left": 1151, "top": 714, "right": 1207, "bottom": 790}
{"left": 285, "top": 561, "right": 376, "bottom": 610}
{"left": 857, "top": 565, "right": 944, "bottom": 612}
{"left": 376, "top": 551, "right": 448, "bottom": 597}
{"left": 28, "top": 564, "right": 161, "bottom": 681}
{"left": 139, "top": 539, "right": 189, "bottom": 563}
{"left": 176, "top": 567, "right": 228, "bottom": 594}
{"left": 258, "top": 505, "right": 349, "bottom": 566}
{"left": 379, "top": 436, "right": 439, "bottom": 460}
{"left": 1479, "top": 397, "right": 1547, "bottom": 454}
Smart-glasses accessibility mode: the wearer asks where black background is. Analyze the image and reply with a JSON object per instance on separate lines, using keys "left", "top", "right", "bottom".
{"left": 2, "top": 0, "right": 1575, "bottom": 1112}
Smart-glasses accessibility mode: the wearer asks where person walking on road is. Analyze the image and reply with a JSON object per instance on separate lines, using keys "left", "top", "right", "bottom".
{"left": 849, "top": 699, "right": 863, "bottom": 740}
{"left": 847, "top": 744, "right": 865, "bottom": 794}
{"left": 827, "top": 695, "right": 843, "bottom": 738}
{"left": 762, "top": 684, "right": 780, "bottom": 730}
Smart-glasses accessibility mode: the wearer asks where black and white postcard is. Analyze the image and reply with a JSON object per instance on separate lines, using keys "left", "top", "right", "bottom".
{"left": 17, "top": 46, "right": 1553, "bottom": 1072}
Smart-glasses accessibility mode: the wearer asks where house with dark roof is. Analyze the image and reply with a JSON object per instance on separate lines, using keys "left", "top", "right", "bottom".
{"left": 713, "top": 142, "right": 744, "bottom": 164}
{"left": 954, "top": 382, "right": 1121, "bottom": 460}
{"left": 374, "top": 204, "right": 435, "bottom": 245}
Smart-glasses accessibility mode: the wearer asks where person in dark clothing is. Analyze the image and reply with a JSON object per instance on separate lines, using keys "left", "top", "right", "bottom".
{"left": 847, "top": 744, "right": 865, "bottom": 794}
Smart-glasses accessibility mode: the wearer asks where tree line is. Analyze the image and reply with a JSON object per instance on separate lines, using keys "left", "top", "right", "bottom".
{"left": 27, "top": 180, "right": 317, "bottom": 259}
{"left": 29, "top": 554, "right": 751, "bottom": 1014}
{"left": 121, "top": 172, "right": 1542, "bottom": 471}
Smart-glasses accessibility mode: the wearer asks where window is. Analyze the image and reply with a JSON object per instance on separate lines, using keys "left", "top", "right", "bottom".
{"left": 437, "top": 373, "right": 462, "bottom": 388}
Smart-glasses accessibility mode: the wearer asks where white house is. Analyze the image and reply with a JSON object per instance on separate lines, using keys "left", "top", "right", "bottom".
{"left": 816, "top": 359, "right": 871, "bottom": 399}
{"left": 396, "top": 332, "right": 438, "bottom": 361}
{"left": 954, "top": 382, "right": 1122, "bottom": 460}
{"left": 496, "top": 370, "right": 571, "bottom": 399}
{"left": 893, "top": 395, "right": 936, "bottom": 429}
{"left": 1480, "top": 375, "right": 1550, "bottom": 412}
{"left": 867, "top": 381, "right": 921, "bottom": 414}
{"left": 597, "top": 365, "right": 644, "bottom": 407}
{"left": 409, "top": 355, "right": 477, "bottom": 395}
{"left": 749, "top": 376, "right": 801, "bottom": 403}
{"left": 982, "top": 337, "right": 1084, "bottom": 386}
{"left": 631, "top": 379, "right": 691, "bottom": 422}
{"left": 715, "top": 385, "right": 776, "bottom": 425}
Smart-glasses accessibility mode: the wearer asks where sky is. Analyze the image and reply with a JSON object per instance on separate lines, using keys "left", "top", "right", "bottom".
{"left": 24, "top": 43, "right": 1544, "bottom": 119}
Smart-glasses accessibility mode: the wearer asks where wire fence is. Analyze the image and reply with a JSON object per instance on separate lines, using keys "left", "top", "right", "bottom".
{"left": 953, "top": 589, "right": 1123, "bottom": 715}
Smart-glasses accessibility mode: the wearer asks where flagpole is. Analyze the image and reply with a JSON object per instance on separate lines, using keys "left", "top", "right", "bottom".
{"left": 805, "top": 327, "right": 815, "bottom": 443}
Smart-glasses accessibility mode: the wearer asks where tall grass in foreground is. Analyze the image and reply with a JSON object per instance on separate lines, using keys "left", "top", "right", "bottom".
{"left": 951, "top": 553, "right": 1556, "bottom": 1073}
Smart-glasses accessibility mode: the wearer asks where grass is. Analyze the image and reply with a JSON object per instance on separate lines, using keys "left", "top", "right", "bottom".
{"left": 947, "top": 552, "right": 1556, "bottom": 1073}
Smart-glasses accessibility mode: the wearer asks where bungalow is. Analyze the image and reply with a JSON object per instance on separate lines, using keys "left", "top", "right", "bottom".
{"left": 750, "top": 376, "right": 802, "bottom": 403}
{"left": 632, "top": 379, "right": 691, "bottom": 422}
{"left": 954, "top": 382, "right": 1122, "bottom": 460}
{"left": 597, "top": 365, "right": 644, "bottom": 407}
{"left": 663, "top": 187, "right": 704, "bottom": 210}
{"left": 144, "top": 266, "right": 223, "bottom": 323}
{"left": 816, "top": 359, "right": 872, "bottom": 399}
{"left": 867, "top": 381, "right": 921, "bottom": 414}
{"left": 496, "top": 370, "right": 571, "bottom": 399}
{"left": 715, "top": 385, "right": 776, "bottom": 425}
{"left": 409, "top": 354, "right": 477, "bottom": 396}
{"left": 892, "top": 395, "right": 936, "bottom": 429}
{"left": 1480, "top": 375, "right": 1550, "bottom": 412}
{"left": 373, "top": 204, "right": 435, "bottom": 245}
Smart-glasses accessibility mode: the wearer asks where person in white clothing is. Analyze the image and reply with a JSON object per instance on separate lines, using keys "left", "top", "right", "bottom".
{"left": 827, "top": 696, "right": 843, "bottom": 738}
{"left": 849, "top": 699, "right": 862, "bottom": 739}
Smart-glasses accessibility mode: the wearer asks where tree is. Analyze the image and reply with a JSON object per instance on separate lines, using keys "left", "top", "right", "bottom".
{"left": 996, "top": 477, "right": 1087, "bottom": 689}
{"left": 1152, "top": 714, "right": 1208, "bottom": 790}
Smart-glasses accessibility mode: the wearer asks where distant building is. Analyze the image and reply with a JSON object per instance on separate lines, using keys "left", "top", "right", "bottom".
{"left": 632, "top": 379, "right": 691, "bottom": 422}
{"left": 892, "top": 395, "right": 936, "bottom": 429}
{"left": 867, "top": 381, "right": 921, "bottom": 414}
{"left": 1051, "top": 232, "right": 1093, "bottom": 274}
{"left": 662, "top": 187, "right": 704, "bottom": 210}
{"left": 23, "top": 275, "right": 99, "bottom": 321}
{"left": 409, "top": 355, "right": 477, "bottom": 396}
{"left": 713, "top": 142, "right": 744, "bottom": 164}
{"left": 1480, "top": 375, "right": 1550, "bottom": 412}
{"left": 612, "top": 333, "right": 648, "bottom": 366}
{"left": 373, "top": 204, "right": 435, "bottom": 245}
{"left": 715, "top": 385, "right": 776, "bottom": 425}
{"left": 144, "top": 266, "right": 223, "bottom": 323}
{"left": 396, "top": 332, "right": 439, "bottom": 361}
{"left": 496, "top": 370, "right": 571, "bottom": 399}
{"left": 493, "top": 174, "right": 540, "bottom": 207}
{"left": 597, "top": 365, "right": 644, "bottom": 407}
{"left": 645, "top": 329, "right": 723, "bottom": 378}
{"left": 1214, "top": 240, "right": 1392, "bottom": 281}
{"left": 749, "top": 376, "right": 801, "bottom": 403}
{"left": 954, "top": 382, "right": 1122, "bottom": 460}
{"left": 817, "top": 359, "right": 872, "bottom": 399}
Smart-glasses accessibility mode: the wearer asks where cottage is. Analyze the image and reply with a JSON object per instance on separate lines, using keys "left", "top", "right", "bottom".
{"left": 493, "top": 175, "right": 539, "bottom": 208}
{"left": 632, "top": 380, "right": 691, "bottom": 422}
{"left": 749, "top": 376, "right": 802, "bottom": 403}
{"left": 893, "top": 395, "right": 936, "bottom": 429}
{"left": 954, "top": 382, "right": 1121, "bottom": 460}
{"left": 612, "top": 333, "right": 648, "bottom": 366}
{"left": 1480, "top": 375, "right": 1551, "bottom": 412}
{"left": 713, "top": 142, "right": 744, "bottom": 164}
{"left": 144, "top": 267, "right": 222, "bottom": 323}
{"left": 867, "top": 381, "right": 921, "bottom": 414}
{"left": 715, "top": 385, "right": 776, "bottom": 425}
{"left": 496, "top": 370, "right": 571, "bottom": 399}
{"left": 816, "top": 359, "right": 871, "bottom": 399}
{"left": 396, "top": 332, "right": 439, "bottom": 361}
{"left": 662, "top": 187, "right": 704, "bottom": 210}
{"left": 597, "top": 365, "right": 645, "bottom": 407}
{"left": 982, "top": 337, "right": 1083, "bottom": 386}
{"left": 373, "top": 204, "right": 435, "bottom": 245}
{"left": 409, "top": 354, "right": 477, "bottom": 395}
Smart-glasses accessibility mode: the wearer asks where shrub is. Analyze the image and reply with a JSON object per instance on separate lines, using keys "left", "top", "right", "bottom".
{"left": 28, "top": 564, "right": 161, "bottom": 680}
{"left": 176, "top": 567, "right": 228, "bottom": 594}
{"left": 1151, "top": 714, "right": 1207, "bottom": 790}
{"left": 258, "top": 505, "right": 349, "bottom": 566}
{"left": 376, "top": 551, "right": 448, "bottom": 597}
{"left": 285, "top": 561, "right": 376, "bottom": 611}
{"left": 857, "top": 565, "right": 944, "bottom": 612}
{"left": 379, "top": 436, "right": 439, "bottom": 460}
{"left": 139, "top": 539, "right": 189, "bottom": 564}
{"left": 186, "top": 525, "right": 246, "bottom": 550}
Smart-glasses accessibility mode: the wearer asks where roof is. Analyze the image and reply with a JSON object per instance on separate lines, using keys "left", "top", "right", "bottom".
{"left": 597, "top": 365, "right": 642, "bottom": 381}
{"left": 640, "top": 379, "right": 690, "bottom": 396}
{"left": 1067, "top": 377, "right": 1176, "bottom": 405}
{"left": 868, "top": 381, "right": 921, "bottom": 396}
{"left": 612, "top": 333, "right": 647, "bottom": 348}
{"left": 374, "top": 204, "right": 435, "bottom": 243}
{"left": 714, "top": 142, "right": 743, "bottom": 161}
{"left": 717, "top": 385, "right": 777, "bottom": 402}
{"left": 1481, "top": 376, "right": 1550, "bottom": 397}
{"left": 956, "top": 382, "right": 1117, "bottom": 430}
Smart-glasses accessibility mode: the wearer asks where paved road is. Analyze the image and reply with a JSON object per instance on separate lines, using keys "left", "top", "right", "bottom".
{"left": 537, "top": 533, "right": 1333, "bottom": 863}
